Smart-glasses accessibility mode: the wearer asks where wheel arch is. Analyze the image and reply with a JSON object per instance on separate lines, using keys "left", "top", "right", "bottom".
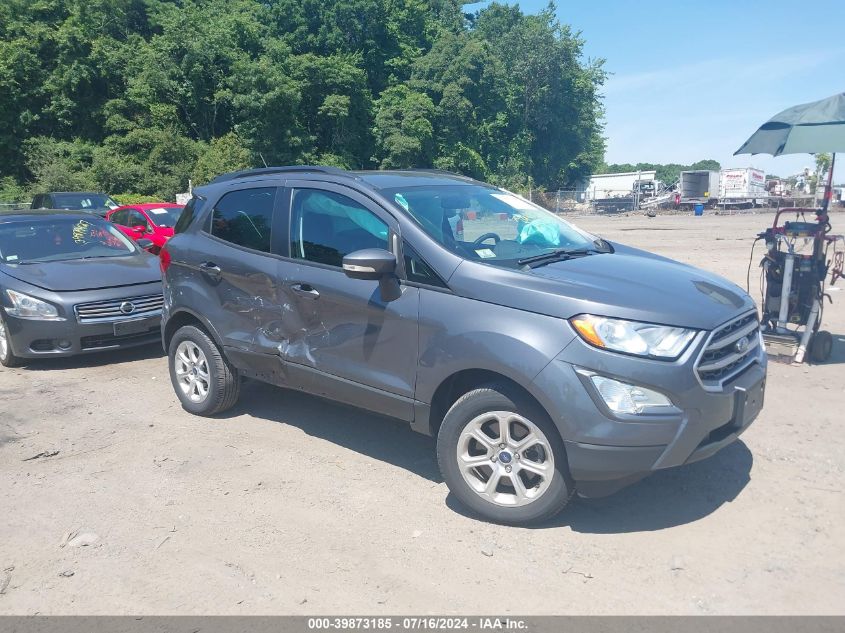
{"left": 163, "top": 308, "right": 224, "bottom": 351}
{"left": 417, "top": 368, "right": 557, "bottom": 440}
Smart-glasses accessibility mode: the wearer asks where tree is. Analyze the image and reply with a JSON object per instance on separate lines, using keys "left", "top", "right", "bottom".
{"left": 0, "top": 0, "right": 607, "bottom": 196}
{"left": 372, "top": 85, "right": 436, "bottom": 168}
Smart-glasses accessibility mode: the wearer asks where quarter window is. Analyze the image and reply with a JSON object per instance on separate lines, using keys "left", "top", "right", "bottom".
{"left": 403, "top": 242, "right": 446, "bottom": 288}
{"left": 290, "top": 189, "right": 389, "bottom": 267}
{"left": 209, "top": 187, "right": 276, "bottom": 252}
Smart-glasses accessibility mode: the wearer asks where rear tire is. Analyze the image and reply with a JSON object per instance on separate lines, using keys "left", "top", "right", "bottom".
{"left": 436, "top": 383, "right": 574, "bottom": 525}
{"left": 0, "top": 313, "right": 21, "bottom": 368}
{"left": 168, "top": 325, "right": 240, "bottom": 415}
{"left": 809, "top": 330, "right": 833, "bottom": 363}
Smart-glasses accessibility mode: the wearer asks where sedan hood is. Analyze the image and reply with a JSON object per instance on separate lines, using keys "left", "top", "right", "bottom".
{"left": 449, "top": 243, "right": 755, "bottom": 331}
{"left": 1, "top": 254, "right": 161, "bottom": 292}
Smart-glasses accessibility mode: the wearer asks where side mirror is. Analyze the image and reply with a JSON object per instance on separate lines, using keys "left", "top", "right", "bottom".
{"left": 342, "top": 248, "right": 396, "bottom": 281}
{"left": 136, "top": 238, "right": 154, "bottom": 251}
{"left": 132, "top": 225, "right": 148, "bottom": 234}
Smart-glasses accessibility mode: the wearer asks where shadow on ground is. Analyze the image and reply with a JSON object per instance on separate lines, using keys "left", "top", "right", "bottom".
{"left": 229, "top": 379, "right": 755, "bottom": 532}
{"left": 445, "top": 440, "right": 753, "bottom": 533}
{"left": 224, "top": 378, "right": 441, "bottom": 483}
{"left": 19, "top": 343, "right": 164, "bottom": 371}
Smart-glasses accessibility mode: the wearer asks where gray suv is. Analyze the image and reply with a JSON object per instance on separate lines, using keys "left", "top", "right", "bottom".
{"left": 161, "top": 167, "right": 766, "bottom": 525}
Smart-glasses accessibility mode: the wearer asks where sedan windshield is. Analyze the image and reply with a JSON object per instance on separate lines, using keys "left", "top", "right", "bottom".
{"left": 383, "top": 184, "right": 599, "bottom": 267}
{"left": 0, "top": 218, "right": 137, "bottom": 264}
{"left": 146, "top": 206, "right": 184, "bottom": 228}
{"left": 51, "top": 193, "right": 119, "bottom": 211}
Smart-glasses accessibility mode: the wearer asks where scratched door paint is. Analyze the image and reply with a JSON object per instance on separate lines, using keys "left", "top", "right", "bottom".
{"left": 201, "top": 186, "right": 288, "bottom": 354}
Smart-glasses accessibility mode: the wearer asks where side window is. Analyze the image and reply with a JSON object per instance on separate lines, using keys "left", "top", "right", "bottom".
{"left": 174, "top": 196, "right": 204, "bottom": 234}
{"left": 291, "top": 189, "right": 389, "bottom": 267}
{"left": 111, "top": 210, "right": 127, "bottom": 225}
{"left": 126, "top": 210, "right": 148, "bottom": 228}
{"left": 403, "top": 242, "right": 447, "bottom": 288}
{"left": 209, "top": 187, "right": 275, "bottom": 252}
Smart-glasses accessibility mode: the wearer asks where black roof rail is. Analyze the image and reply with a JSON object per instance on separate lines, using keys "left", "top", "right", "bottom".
{"left": 209, "top": 165, "right": 351, "bottom": 184}
{"left": 394, "top": 168, "right": 476, "bottom": 181}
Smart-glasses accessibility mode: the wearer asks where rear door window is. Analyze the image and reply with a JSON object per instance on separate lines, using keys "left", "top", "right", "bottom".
{"left": 208, "top": 188, "right": 276, "bottom": 252}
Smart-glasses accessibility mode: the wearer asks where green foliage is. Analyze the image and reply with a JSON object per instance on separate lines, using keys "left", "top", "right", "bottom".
{"left": 193, "top": 133, "right": 253, "bottom": 186}
{"left": 0, "top": 0, "right": 607, "bottom": 197}
{"left": 23, "top": 137, "right": 98, "bottom": 192}
{"left": 0, "top": 176, "right": 29, "bottom": 204}
{"left": 112, "top": 193, "right": 165, "bottom": 205}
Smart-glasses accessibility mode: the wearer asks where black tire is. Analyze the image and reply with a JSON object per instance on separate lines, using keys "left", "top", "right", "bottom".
{"left": 168, "top": 324, "right": 240, "bottom": 416}
{"left": 0, "top": 312, "right": 22, "bottom": 368}
{"left": 436, "top": 383, "right": 574, "bottom": 525}
{"left": 809, "top": 330, "right": 833, "bottom": 363}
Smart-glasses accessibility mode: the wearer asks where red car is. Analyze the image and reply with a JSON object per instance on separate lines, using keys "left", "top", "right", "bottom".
{"left": 107, "top": 203, "right": 184, "bottom": 255}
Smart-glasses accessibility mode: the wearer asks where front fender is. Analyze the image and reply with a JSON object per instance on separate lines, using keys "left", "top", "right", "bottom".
{"left": 413, "top": 290, "right": 575, "bottom": 431}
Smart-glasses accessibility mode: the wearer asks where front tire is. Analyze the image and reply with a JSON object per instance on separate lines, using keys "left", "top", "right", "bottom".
{"left": 168, "top": 325, "right": 240, "bottom": 416}
{"left": 437, "top": 384, "right": 574, "bottom": 525}
{"left": 0, "top": 313, "right": 21, "bottom": 368}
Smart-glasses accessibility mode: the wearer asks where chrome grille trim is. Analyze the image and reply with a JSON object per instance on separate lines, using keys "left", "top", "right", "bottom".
{"left": 74, "top": 294, "right": 163, "bottom": 323}
{"left": 695, "top": 311, "right": 760, "bottom": 390}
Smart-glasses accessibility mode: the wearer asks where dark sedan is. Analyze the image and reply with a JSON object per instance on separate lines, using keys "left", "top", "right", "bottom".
{"left": 0, "top": 210, "right": 162, "bottom": 366}
{"left": 30, "top": 192, "right": 120, "bottom": 217}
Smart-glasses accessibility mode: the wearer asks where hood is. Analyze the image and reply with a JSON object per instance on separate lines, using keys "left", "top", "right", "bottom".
{"left": 449, "top": 243, "right": 755, "bottom": 331}
{"left": 1, "top": 254, "right": 161, "bottom": 292}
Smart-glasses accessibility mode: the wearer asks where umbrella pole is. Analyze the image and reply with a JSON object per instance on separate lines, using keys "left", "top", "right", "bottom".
{"left": 822, "top": 152, "right": 835, "bottom": 214}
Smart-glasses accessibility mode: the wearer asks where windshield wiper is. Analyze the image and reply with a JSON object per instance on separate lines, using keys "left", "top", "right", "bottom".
{"left": 518, "top": 248, "right": 599, "bottom": 268}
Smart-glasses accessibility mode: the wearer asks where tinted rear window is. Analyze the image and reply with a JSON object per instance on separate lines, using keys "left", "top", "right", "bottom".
{"left": 174, "top": 197, "right": 205, "bottom": 234}
{"left": 209, "top": 187, "right": 276, "bottom": 252}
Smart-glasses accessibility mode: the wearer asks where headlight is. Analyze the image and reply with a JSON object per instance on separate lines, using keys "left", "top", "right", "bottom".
{"left": 570, "top": 314, "right": 696, "bottom": 359}
{"left": 4, "top": 289, "right": 63, "bottom": 320}
{"left": 586, "top": 373, "right": 675, "bottom": 415}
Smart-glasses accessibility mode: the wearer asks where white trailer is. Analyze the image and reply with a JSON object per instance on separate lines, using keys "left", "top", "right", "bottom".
{"left": 719, "top": 167, "right": 768, "bottom": 207}
{"left": 587, "top": 171, "right": 657, "bottom": 200}
{"left": 679, "top": 170, "right": 720, "bottom": 207}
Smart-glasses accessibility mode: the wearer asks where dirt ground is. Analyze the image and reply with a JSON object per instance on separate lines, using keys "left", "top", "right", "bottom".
{"left": 1, "top": 211, "right": 843, "bottom": 615}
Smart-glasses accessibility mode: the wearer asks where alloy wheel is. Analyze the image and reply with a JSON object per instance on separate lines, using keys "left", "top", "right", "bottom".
{"left": 456, "top": 411, "right": 555, "bottom": 507}
{"left": 174, "top": 340, "right": 211, "bottom": 403}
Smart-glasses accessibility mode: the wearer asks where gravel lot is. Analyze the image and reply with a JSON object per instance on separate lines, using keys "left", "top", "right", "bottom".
{"left": 1, "top": 211, "right": 843, "bottom": 615}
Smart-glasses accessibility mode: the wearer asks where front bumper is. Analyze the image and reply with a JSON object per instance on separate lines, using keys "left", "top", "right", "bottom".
{"left": 532, "top": 326, "right": 767, "bottom": 490}
{"left": 1, "top": 281, "right": 162, "bottom": 359}
{"left": 3, "top": 311, "right": 161, "bottom": 358}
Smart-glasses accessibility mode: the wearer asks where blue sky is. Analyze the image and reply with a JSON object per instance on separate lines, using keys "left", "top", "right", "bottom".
{"left": 464, "top": 0, "right": 845, "bottom": 180}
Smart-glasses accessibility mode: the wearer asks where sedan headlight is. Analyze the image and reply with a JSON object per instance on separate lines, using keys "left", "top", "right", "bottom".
{"left": 4, "top": 289, "right": 63, "bottom": 320}
{"left": 570, "top": 314, "right": 696, "bottom": 359}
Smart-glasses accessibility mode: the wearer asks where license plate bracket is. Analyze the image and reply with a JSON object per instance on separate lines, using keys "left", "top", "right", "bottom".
{"left": 113, "top": 317, "right": 156, "bottom": 337}
{"left": 735, "top": 378, "right": 765, "bottom": 427}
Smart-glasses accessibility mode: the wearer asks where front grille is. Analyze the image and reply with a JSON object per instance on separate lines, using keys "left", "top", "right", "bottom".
{"left": 75, "top": 294, "right": 163, "bottom": 323}
{"left": 696, "top": 311, "right": 760, "bottom": 388}
{"left": 80, "top": 328, "right": 159, "bottom": 350}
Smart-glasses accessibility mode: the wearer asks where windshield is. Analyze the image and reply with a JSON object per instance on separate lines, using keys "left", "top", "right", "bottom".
{"left": 384, "top": 184, "right": 597, "bottom": 267}
{"left": 51, "top": 193, "right": 119, "bottom": 211}
{"left": 0, "top": 218, "right": 137, "bottom": 264}
{"left": 145, "top": 206, "right": 184, "bottom": 228}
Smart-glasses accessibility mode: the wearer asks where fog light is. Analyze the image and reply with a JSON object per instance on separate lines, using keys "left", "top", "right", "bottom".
{"left": 587, "top": 374, "right": 673, "bottom": 414}
{"left": 57, "top": 339, "right": 72, "bottom": 350}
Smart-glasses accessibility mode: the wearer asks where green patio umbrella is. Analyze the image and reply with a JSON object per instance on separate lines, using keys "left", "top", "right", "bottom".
{"left": 735, "top": 92, "right": 845, "bottom": 210}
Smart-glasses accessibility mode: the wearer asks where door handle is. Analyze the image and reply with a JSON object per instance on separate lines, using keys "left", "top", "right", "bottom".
{"left": 292, "top": 283, "right": 320, "bottom": 299}
{"left": 199, "top": 261, "right": 222, "bottom": 276}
